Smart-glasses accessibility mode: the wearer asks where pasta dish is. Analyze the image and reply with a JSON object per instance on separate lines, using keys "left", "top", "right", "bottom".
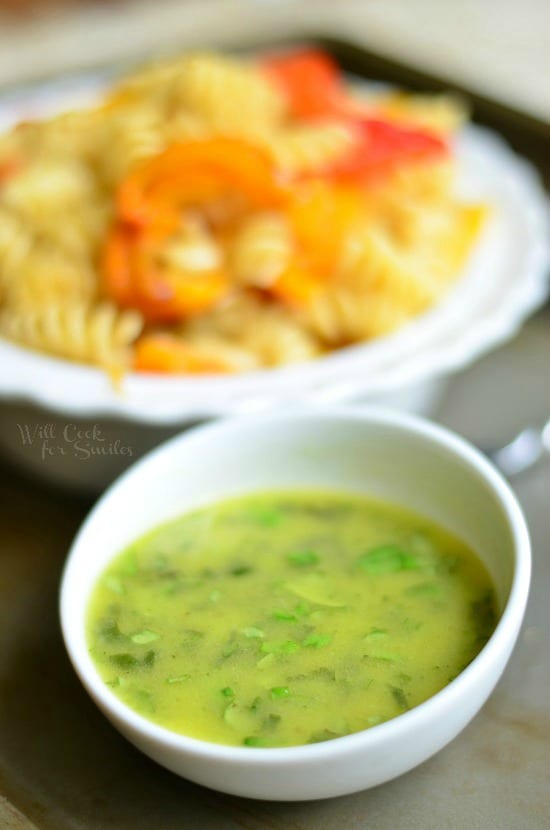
{"left": 0, "top": 49, "right": 487, "bottom": 375}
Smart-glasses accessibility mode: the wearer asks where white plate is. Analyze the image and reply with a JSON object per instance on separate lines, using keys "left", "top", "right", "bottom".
{"left": 0, "top": 76, "right": 548, "bottom": 424}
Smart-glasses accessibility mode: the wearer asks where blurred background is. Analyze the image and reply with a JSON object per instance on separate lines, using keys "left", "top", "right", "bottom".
{"left": 0, "top": 0, "right": 548, "bottom": 125}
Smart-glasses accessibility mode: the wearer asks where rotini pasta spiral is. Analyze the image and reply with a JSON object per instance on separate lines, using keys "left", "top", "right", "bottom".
{"left": 230, "top": 213, "right": 292, "bottom": 288}
{"left": 1, "top": 159, "right": 95, "bottom": 218}
{"left": 263, "top": 122, "right": 356, "bottom": 174}
{"left": 161, "top": 218, "right": 223, "bottom": 273}
{"left": 172, "top": 53, "right": 285, "bottom": 133}
{"left": 295, "top": 219, "right": 449, "bottom": 344}
{"left": 0, "top": 301, "right": 143, "bottom": 368}
{"left": 98, "top": 104, "right": 167, "bottom": 185}
{"left": 179, "top": 334, "right": 261, "bottom": 373}
{"left": 0, "top": 208, "right": 32, "bottom": 296}
{"left": 375, "top": 92, "right": 468, "bottom": 134}
{"left": 5, "top": 248, "right": 97, "bottom": 307}
{"left": 184, "top": 292, "right": 321, "bottom": 366}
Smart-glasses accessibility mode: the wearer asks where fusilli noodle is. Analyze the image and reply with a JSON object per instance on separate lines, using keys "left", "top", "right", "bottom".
{"left": 0, "top": 301, "right": 142, "bottom": 367}
{"left": 230, "top": 213, "right": 292, "bottom": 288}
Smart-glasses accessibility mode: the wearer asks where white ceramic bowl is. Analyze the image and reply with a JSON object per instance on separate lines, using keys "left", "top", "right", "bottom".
{"left": 1, "top": 74, "right": 549, "bottom": 489}
{"left": 1, "top": 125, "right": 548, "bottom": 427}
{"left": 60, "top": 408, "right": 530, "bottom": 800}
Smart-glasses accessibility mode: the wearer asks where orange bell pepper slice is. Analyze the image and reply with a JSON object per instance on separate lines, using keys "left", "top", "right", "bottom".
{"left": 288, "top": 182, "right": 365, "bottom": 271}
{"left": 102, "top": 222, "right": 229, "bottom": 322}
{"left": 268, "top": 187, "right": 363, "bottom": 307}
{"left": 101, "top": 224, "right": 136, "bottom": 307}
{"left": 118, "top": 138, "right": 288, "bottom": 227}
{"left": 104, "top": 138, "right": 289, "bottom": 321}
{"left": 136, "top": 266, "right": 229, "bottom": 322}
{"left": 134, "top": 334, "right": 232, "bottom": 373}
{"left": 0, "top": 156, "right": 23, "bottom": 184}
{"left": 269, "top": 264, "right": 324, "bottom": 307}
{"left": 268, "top": 182, "right": 366, "bottom": 306}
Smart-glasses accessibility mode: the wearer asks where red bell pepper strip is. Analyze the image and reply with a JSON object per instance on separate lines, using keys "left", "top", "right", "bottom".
{"left": 261, "top": 49, "right": 350, "bottom": 119}
{"left": 321, "top": 118, "right": 448, "bottom": 182}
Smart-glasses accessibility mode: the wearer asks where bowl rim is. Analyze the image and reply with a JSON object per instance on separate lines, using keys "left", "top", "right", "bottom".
{"left": 60, "top": 406, "right": 531, "bottom": 764}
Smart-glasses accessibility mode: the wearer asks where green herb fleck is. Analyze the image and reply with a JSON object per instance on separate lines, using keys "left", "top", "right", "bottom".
{"left": 134, "top": 688, "right": 154, "bottom": 712}
{"left": 270, "top": 686, "right": 290, "bottom": 699}
{"left": 182, "top": 629, "right": 204, "bottom": 647}
{"left": 119, "top": 554, "right": 138, "bottom": 576}
{"left": 231, "top": 565, "right": 253, "bottom": 577}
{"left": 373, "top": 651, "right": 401, "bottom": 662}
{"left": 358, "top": 546, "right": 420, "bottom": 574}
{"left": 471, "top": 590, "right": 497, "bottom": 638}
{"left": 272, "top": 609, "right": 298, "bottom": 622}
{"left": 142, "top": 650, "right": 156, "bottom": 668}
{"left": 243, "top": 736, "right": 265, "bottom": 747}
{"left": 390, "top": 685, "right": 409, "bottom": 710}
{"left": 219, "top": 640, "right": 239, "bottom": 661}
{"left": 99, "top": 619, "right": 124, "bottom": 642}
{"left": 287, "top": 550, "right": 320, "bottom": 566}
{"left": 221, "top": 686, "right": 235, "bottom": 698}
{"left": 303, "top": 633, "right": 331, "bottom": 648}
{"left": 109, "top": 653, "right": 139, "bottom": 669}
{"left": 248, "top": 508, "right": 282, "bottom": 527}
{"left": 437, "top": 554, "right": 459, "bottom": 574}
{"left": 406, "top": 582, "right": 441, "bottom": 597}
